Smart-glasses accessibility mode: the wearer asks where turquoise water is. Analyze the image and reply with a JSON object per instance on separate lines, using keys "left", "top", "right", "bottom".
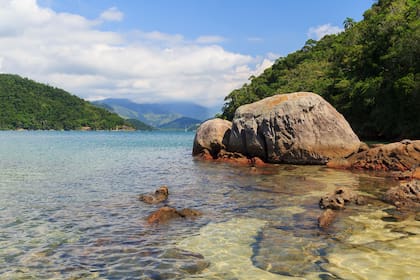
{"left": 0, "top": 131, "right": 419, "bottom": 279}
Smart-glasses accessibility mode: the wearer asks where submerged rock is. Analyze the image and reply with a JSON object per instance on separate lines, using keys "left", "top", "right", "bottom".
{"left": 383, "top": 180, "right": 420, "bottom": 210}
{"left": 146, "top": 206, "right": 202, "bottom": 224}
{"left": 318, "top": 187, "right": 366, "bottom": 229}
{"left": 228, "top": 92, "right": 360, "bottom": 164}
{"left": 139, "top": 186, "right": 169, "bottom": 204}
{"left": 318, "top": 209, "right": 337, "bottom": 229}
{"left": 319, "top": 187, "right": 363, "bottom": 210}
{"left": 178, "top": 218, "right": 288, "bottom": 280}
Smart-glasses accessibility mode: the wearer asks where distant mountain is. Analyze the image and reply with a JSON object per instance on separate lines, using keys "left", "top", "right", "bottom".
{"left": 0, "top": 74, "right": 134, "bottom": 130}
{"left": 159, "top": 117, "right": 202, "bottom": 131}
{"left": 93, "top": 98, "right": 212, "bottom": 129}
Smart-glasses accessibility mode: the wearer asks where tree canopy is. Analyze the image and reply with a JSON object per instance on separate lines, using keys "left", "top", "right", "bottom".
{"left": 221, "top": 0, "right": 419, "bottom": 140}
{"left": 0, "top": 74, "right": 133, "bottom": 130}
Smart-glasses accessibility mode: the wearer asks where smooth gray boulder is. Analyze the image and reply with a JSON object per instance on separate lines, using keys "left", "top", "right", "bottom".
{"left": 192, "top": 118, "right": 232, "bottom": 158}
{"left": 228, "top": 92, "right": 360, "bottom": 164}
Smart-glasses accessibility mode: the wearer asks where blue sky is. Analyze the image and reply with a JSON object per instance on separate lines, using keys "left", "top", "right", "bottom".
{"left": 1, "top": 0, "right": 374, "bottom": 107}
{"left": 42, "top": 0, "right": 373, "bottom": 56}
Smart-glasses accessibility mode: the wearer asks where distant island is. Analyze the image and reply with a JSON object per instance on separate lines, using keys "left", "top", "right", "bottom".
{"left": 0, "top": 74, "right": 139, "bottom": 131}
{"left": 221, "top": 0, "right": 419, "bottom": 141}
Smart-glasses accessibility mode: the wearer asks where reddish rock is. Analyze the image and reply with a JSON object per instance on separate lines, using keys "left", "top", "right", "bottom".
{"left": 147, "top": 206, "right": 202, "bottom": 224}
{"left": 318, "top": 209, "right": 337, "bottom": 228}
{"left": 383, "top": 180, "right": 420, "bottom": 210}
{"left": 139, "top": 186, "right": 169, "bottom": 204}
{"left": 413, "top": 167, "right": 420, "bottom": 180}
{"left": 329, "top": 140, "right": 420, "bottom": 172}
{"left": 147, "top": 206, "right": 181, "bottom": 224}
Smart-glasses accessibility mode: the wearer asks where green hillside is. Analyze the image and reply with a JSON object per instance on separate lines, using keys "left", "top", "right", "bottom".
{"left": 125, "top": 119, "right": 154, "bottom": 130}
{"left": 221, "top": 0, "right": 419, "bottom": 140}
{"left": 0, "top": 74, "right": 133, "bottom": 130}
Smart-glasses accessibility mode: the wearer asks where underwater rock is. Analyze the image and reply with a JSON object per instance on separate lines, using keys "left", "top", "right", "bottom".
{"left": 323, "top": 210, "right": 420, "bottom": 279}
{"left": 178, "top": 218, "right": 290, "bottom": 280}
{"left": 319, "top": 187, "right": 363, "bottom": 210}
{"left": 383, "top": 180, "right": 420, "bottom": 210}
{"left": 252, "top": 226, "right": 326, "bottom": 277}
{"left": 318, "top": 209, "right": 337, "bottom": 228}
{"left": 139, "top": 185, "right": 169, "bottom": 204}
{"left": 158, "top": 248, "right": 210, "bottom": 275}
{"left": 146, "top": 206, "right": 202, "bottom": 224}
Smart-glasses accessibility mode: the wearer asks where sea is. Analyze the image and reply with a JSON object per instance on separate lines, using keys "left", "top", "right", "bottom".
{"left": 0, "top": 131, "right": 419, "bottom": 279}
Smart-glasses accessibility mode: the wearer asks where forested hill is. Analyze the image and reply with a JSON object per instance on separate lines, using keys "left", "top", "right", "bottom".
{"left": 221, "top": 0, "right": 419, "bottom": 140}
{"left": 0, "top": 74, "right": 133, "bottom": 130}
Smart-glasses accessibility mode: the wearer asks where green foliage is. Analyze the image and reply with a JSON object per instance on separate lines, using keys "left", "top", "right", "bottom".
{"left": 125, "top": 119, "right": 154, "bottom": 130}
{"left": 221, "top": 0, "right": 420, "bottom": 140}
{"left": 0, "top": 74, "right": 133, "bottom": 130}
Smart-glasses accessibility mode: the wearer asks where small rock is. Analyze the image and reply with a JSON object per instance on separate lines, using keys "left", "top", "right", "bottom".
{"left": 178, "top": 208, "right": 202, "bottom": 218}
{"left": 147, "top": 206, "right": 202, "bottom": 224}
{"left": 147, "top": 206, "right": 181, "bottom": 224}
{"left": 139, "top": 186, "right": 169, "bottom": 204}
{"left": 319, "top": 187, "right": 359, "bottom": 210}
{"left": 318, "top": 209, "right": 337, "bottom": 228}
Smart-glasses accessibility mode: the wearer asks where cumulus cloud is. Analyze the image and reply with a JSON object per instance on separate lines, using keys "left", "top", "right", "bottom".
{"left": 307, "top": 24, "right": 343, "bottom": 40}
{"left": 0, "top": 0, "right": 273, "bottom": 107}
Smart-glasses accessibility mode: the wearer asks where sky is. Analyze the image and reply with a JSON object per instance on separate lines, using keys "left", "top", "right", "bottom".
{"left": 0, "top": 0, "right": 374, "bottom": 108}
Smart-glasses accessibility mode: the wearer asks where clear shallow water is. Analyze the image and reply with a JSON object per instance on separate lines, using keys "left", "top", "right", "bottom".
{"left": 0, "top": 131, "right": 419, "bottom": 279}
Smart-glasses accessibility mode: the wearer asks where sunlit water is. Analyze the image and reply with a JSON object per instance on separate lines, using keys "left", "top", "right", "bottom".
{"left": 0, "top": 131, "right": 419, "bottom": 279}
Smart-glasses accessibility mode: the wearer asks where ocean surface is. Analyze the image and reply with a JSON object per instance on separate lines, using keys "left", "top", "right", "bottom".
{"left": 0, "top": 131, "right": 419, "bottom": 279}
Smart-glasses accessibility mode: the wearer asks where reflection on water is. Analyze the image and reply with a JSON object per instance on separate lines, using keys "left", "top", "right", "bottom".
{"left": 0, "top": 131, "right": 418, "bottom": 279}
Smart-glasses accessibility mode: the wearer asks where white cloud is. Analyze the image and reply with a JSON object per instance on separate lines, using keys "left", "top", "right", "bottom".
{"left": 0, "top": 0, "right": 273, "bottom": 107}
{"left": 307, "top": 24, "right": 343, "bottom": 40}
{"left": 100, "top": 7, "right": 123, "bottom": 22}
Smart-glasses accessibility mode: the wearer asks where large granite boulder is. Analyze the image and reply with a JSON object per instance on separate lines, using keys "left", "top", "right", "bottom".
{"left": 328, "top": 140, "right": 420, "bottom": 172}
{"left": 228, "top": 92, "right": 360, "bottom": 164}
{"left": 192, "top": 118, "right": 232, "bottom": 159}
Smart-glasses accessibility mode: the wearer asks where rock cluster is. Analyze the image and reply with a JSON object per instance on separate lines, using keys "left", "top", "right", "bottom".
{"left": 317, "top": 187, "right": 365, "bottom": 228}
{"left": 138, "top": 186, "right": 202, "bottom": 224}
{"left": 319, "top": 187, "right": 364, "bottom": 210}
{"left": 193, "top": 92, "right": 360, "bottom": 165}
{"left": 328, "top": 140, "right": 420, "bottom": 172}
{"left": 139, "top": 186, "right": 169, "bottom": 204}
{"left": 383, "top": 180, "right": 420, "bottom": 210}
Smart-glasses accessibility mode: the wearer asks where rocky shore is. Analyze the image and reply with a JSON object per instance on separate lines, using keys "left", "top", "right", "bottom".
{"left": 193, "top": 92, "right": 419, "bottom": 174}
{"left": 193, "top": 92, "right": 420, "bottom": 227}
